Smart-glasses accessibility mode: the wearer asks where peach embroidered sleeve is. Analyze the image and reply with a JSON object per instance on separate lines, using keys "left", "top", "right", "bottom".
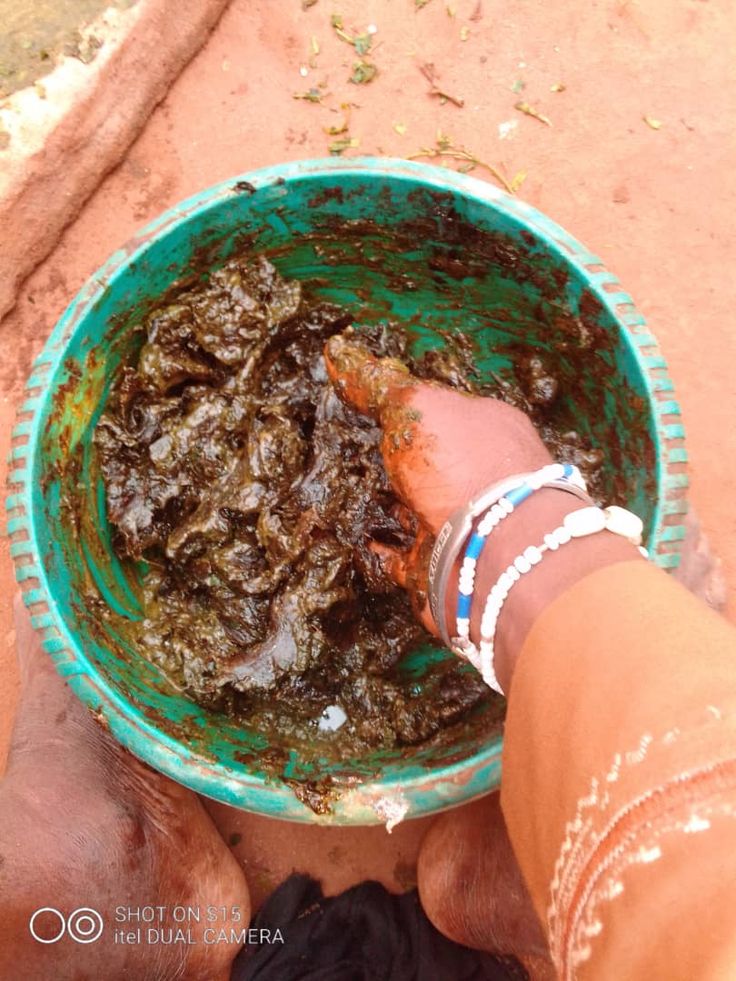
{"left": 501, "top": 561, "right": 736, "bottom": 980}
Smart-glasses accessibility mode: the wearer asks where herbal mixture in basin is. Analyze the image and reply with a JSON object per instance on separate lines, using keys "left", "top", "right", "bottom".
{"left": 95, "top": 254, "right": 604, "bottom": 760}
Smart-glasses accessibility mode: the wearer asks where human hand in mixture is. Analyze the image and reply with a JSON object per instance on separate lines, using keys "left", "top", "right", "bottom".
{"left": 325, "top": 334, "right": 552, "bottom": 534}
{"left": 324, "top": 333, "right": 635, "bottom": 692}
{"left": 326, "top": 334, "right": 572, "bottom": 974}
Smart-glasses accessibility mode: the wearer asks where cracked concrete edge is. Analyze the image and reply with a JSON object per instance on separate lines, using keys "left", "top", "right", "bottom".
{"left": 0, "top": 0, "right": 231, "bottom": 324}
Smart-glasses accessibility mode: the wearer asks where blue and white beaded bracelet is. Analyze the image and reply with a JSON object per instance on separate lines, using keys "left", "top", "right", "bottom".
{"left": 455, "top": 463, "right": 586, "bottom": 649}
{"left": 460, "top": 505, "right": 646, "bottom": 694}
{"left": 428, "top": 467, "right": 592, "bottom": 648}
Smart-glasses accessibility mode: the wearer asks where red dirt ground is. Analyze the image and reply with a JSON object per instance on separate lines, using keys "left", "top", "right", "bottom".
{"left": 1, "top": 0, "right": 734, "bottom": 900}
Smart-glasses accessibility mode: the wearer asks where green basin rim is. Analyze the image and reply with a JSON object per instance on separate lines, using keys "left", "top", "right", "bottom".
{"left": 5, "top": 157, "right": 687, "bottom": 824}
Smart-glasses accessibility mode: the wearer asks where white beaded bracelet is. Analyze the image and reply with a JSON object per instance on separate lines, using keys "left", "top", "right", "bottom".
{"left": 455, "top": 463, "right": 587, "bottom": 647}
{"left": 453, "top": 505, "right": 646, "bottom": 694}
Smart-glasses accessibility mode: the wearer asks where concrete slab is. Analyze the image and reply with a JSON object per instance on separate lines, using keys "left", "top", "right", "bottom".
{"left": 1, "top": 0, "right": 130, "bottom": 97}
{"left": 1, "top": 0, "right": 735, "bottom": 900}
{"left": 0, "top": 0, "right": 231, "bottom": 320}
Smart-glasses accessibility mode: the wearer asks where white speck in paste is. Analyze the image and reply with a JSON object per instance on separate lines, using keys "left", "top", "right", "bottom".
{"left": 318, "top": 704, "right": 347, "bottom": 732}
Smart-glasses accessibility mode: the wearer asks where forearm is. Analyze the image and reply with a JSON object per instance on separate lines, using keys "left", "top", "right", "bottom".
{"left": 440, "top": 481, "right": 736, "bottom": 977}
{"left": 498, "top": 560, "right": 736, "bottom": 979}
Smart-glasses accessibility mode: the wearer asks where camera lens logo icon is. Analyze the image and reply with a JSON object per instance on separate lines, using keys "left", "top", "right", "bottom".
{"left": 29, "top": 907, "right": 104, "bottom": 944}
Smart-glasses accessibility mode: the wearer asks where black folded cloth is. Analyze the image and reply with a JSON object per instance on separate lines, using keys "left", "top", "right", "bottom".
{"left": 232, "top": 874, "right": 527, "bottom": 981}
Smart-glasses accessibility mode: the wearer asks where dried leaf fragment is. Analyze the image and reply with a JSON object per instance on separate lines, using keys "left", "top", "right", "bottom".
{"left": 334, "top": 25, "right": 354, "bottom": 44}
{"left": 308, "top": 35, "right": 320, "bottom": 67}
{"left": 329, "top": 136, "right": 360, "bottom": 155}
{"left": 393, "top": 121, "right": 407, "bottom": 135}
{"left": 419, "top": 63, "right": 464, "bottom": 107}
{"left": 331, "top": 18, "right": 373, "bottom": 56}
{"left": 302, "top": 0, "right": 318, "bottom": 8}
{"left": 350, "top": 60, "right": 378, "bottom": 84}
{"left": 550, "top": 82, "right": 566, "bottom": 92}
{"left": 416, "top": 0, "right": 434, "bottom": 7}
{"left": 293, "top": 87, "right": 324, "bottom": 103}
{"left": 515, "top": 101, "right": 552, "bottom": 126}
{"left": 643, "top": 115, "right": 662, "bottom": 130}
{"left": 67, "top": 33, "right": 103, "bottom": 65}
{"left": 460, "top": 26, "right": 470, "bottom": 40}
{"left": 435, "top": 90, "right": 464, "bottom": 107}
{"left": 408, "top": 133, "right": 515, "bottom": 194}
{"left": 325, "top": 103, "right": 352, "bottom": 134}
{"left": 353, "top": 33, "right": 372, "bottom": 55}
{"left": 436, "top": 129, "right": 453, "bottom": 151}
{"left": 510, "top": 170, "right": 527, "bottom": 192}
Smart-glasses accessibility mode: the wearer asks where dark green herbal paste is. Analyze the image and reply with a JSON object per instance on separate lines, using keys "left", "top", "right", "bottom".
{"left": 95, "top": 254, "right": 603, "bottom": 756}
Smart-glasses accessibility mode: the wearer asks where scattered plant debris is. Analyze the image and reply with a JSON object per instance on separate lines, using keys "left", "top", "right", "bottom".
{"left": 419, "top": 63, "right": 464, "bottom": 107}
{"left": 65, "top": 32, "right": 102, "bottom": 65}
{"left": 325, "top": 103, "right": 353, "bottom": 134}
{"left": 510, "top": 170, "right": 527, "bottom": 192}
{"left": 293, "top": 87, "right": 324, "bottom": 103}
{"left": 409, "top": 131, "right": 515, "bottom": 193}
{"left": 350, "top": 60, "right": 378, "bottom": 84}
{"left": 329, "top": 136, "right": 360, "bottom": 154}
{"left": 331, "top": 15, "right": 372, "bottom": 55}
{"left": 331, "top": 15, "right": 378, "bottom": 83}
{"left": 515, "top": 100, "right": 552, "bottom": 126}
{"left": 309, "top": 35, "right": 320, "bottom": 68}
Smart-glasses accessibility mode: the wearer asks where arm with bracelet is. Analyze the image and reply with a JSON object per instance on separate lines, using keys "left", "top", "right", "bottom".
{"left": 325, "top": 335, "right": 736, "bottom": 981}
{"left": 429, "top": 462, "right": 645, "bottom": 692}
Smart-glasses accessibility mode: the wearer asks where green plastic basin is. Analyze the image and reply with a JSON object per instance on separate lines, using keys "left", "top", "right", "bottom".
{"left": 6, "top": 158, "right": 687, "bottom": 824}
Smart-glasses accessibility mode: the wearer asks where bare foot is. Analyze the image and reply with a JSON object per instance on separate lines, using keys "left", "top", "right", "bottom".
{"left": 418, "top": 794, "right": 555, "bottom": 979}
{"left": 0, "top": 599, "right": 250, "bottom": 980}
{"left": 672, "top": 509, "right": 727, "bottom": 610}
